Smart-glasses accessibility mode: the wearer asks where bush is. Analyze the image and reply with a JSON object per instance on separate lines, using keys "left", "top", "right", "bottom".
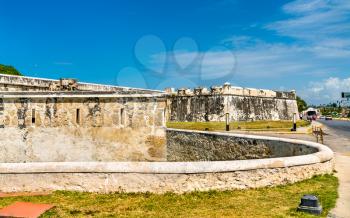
{"left": 0, "top": 64, "right": 23, "bottom": 76}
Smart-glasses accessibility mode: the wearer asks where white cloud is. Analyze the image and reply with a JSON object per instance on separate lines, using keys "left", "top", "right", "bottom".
{"left": 221, "top": 35, "right": 264, "bottom": 48}
{"left": 148, "top": 49, "right": 236, "bottom": 81}
{"left": 147, "top": 35, "right": 350, "bottom": 85}
{"left": 139, "top": 0, "right": 350, "bottom": 104}
{"left": 234, "top": 43, "right": 311, "bottom": 77}
{"left": 219, "top": 0, "right": 350, "bottom": 81}
{"left": 282, "top": 0, "right": 330, "bottom": 14}
{"left": 199, "top": 46, "right": 236, "bottom": 80}
{"left": 180, "top": 38, "right": 349, "bottom": 79}
{"left": 266, "top": 0, "right": 350, "bottom": 40}
{"left": 300, "top": 77, "right": 350, "bottom": 103}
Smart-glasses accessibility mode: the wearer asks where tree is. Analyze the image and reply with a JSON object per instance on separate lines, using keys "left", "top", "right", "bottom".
{"left": 296, "top": 96, "right": 308, "bottom": 112}
{"left": 0, "top": 64, "right": 23, "bottom": 76}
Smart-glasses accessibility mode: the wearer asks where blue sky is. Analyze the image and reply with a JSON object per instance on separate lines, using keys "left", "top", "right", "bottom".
{"left": 0, "top": 0, "right": 349, "bottom": 104}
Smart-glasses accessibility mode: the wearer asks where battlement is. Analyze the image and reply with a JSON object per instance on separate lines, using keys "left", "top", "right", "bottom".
{"left": 0, "top": 74, "right": 163, "bottom": 94}
{"left": 166, "top": 83, "right": 296, "bottom": 99}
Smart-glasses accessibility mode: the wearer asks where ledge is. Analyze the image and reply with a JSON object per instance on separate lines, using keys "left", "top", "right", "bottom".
{"left": 167, "top": 93, "right": 296, "bottom": 100}
{"left": 0, "top": 91, "right": 166, "bottom": 98}
{"left": 0, "top": 74, "right": 164, "bottom": 94}
{"left": 0, "top": 130, "right": 333, "bottom": 174}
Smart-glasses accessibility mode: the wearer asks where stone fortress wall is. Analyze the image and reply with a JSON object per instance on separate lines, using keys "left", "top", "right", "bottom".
{"left": 0, "top": 74, "right": 299, "bottom": 162}
{"left": 0, "top": 129, "right": 334, "bottom": 193}
{"left": 0, "top": 74, "right": 162, "bottom": 94}
{"left": 0, "top": 74, "right": 167, "bottom": 162}
{"left": 166, "top": 83, "right": 299, "bottom": 122}
{"left": 1, "top": 74, "right": 299, "bottom": 124}
{"left": 0, "top": 74, "right": 333, "bottom": 193}
{"left": 166, "top": 129, "right": 317, "bottom": 161}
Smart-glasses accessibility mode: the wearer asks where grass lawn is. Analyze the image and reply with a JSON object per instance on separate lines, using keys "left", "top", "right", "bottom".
{"left": 167, "top": 120, "right": 310, "bottom": 132}
{"left": 0, "top": 174, "right": 338, "bottom": 217}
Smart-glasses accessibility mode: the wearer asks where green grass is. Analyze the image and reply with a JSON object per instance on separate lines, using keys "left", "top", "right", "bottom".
{"left": 167, "top": 120, "right": 310, "bottom": 132}
{"left": 0, "top": 174, "right": 338, "bottom": 217}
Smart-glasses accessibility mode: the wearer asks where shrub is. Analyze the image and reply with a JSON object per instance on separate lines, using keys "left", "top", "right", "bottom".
{"left": 0, "top": 64, "right": 23, "bottom": 76}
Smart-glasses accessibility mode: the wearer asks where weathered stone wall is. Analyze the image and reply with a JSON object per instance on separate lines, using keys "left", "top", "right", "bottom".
{"left": 0, "top": 74, "right": 298, "bottom": 122}
{"left": 0, "top": 130, "right": 334, "bottom": 193}
{"left": 0, "top": 160, "right": 333, "bottom": 193}
{"left": 0, "top": 94, "right": 166, "bottom": 162}
{"left": 168, "top": 95, "right": 298, "bottom": 122}
{"left": 0, "top": 75, "right": 53, "bottom": 91}
{"left": 166, "top": 129, "right": 317, "bottom": 161}
{"left": 0, "top": 74, "right": 161, "bottom": 94}
{"left": 167, "top": 84, "right": 298, "bottom": 122}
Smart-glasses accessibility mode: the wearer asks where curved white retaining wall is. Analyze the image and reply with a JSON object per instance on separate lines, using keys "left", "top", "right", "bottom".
{"left": 0, "top": 130, "right": 334, "bottom": 193}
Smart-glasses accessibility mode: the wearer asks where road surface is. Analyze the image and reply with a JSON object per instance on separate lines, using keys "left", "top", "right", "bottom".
{"left": 318, "top": 119, "right": 350, "bottom": 139}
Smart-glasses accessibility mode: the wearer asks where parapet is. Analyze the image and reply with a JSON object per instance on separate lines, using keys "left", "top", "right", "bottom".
{"left": 167, "top": 83, "right": 296, "bottom": 99}
{"left": 49, "top": 78, "right": 78, "bottom": 91}
{"left": 0, "top": 74, "right": 163, "bottom": 95}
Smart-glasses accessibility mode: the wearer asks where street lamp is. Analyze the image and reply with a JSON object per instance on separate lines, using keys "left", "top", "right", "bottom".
{"left": 225, "top": 113, "right": 230, "bottom": 131}
{"left": 291, "top": 113, "right": 297, "bottom": 131}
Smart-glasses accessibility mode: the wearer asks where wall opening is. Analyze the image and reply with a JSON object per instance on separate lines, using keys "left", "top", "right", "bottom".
{"left": 31, "top": 109, "right": 36, "bottom": 125}
{"left": 76, "top": 108, "right": 80, "bottom": 125}
{"left": 120, "top": 108, "right": 125, "bottom": 126}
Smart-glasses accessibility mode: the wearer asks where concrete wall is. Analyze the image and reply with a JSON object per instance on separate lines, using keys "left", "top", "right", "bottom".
{"left": 166, "top": 129, "right": 317, "bottom": 161}
{"left": 167, "top": 84, "right": 298, "bottom": 122}
{"left": 0, "top": 94, "right": 166, "bottom": 162}
{"left": 0, "top": 161, "right": 333, "bottom": 193}
{"left": 0, "top": 131, "right": 334, "bottom": 193}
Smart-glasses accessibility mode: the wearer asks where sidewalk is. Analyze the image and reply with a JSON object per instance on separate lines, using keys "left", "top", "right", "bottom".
{"left": 321, "top": 124, "right": 350, "bottom": 218}
{"left": 329, "top": 154, "right": 350, "bottom": 218}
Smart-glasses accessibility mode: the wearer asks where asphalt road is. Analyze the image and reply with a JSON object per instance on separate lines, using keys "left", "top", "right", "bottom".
{"left": 317, "top": 119, "right": 350, "bottom": 139}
